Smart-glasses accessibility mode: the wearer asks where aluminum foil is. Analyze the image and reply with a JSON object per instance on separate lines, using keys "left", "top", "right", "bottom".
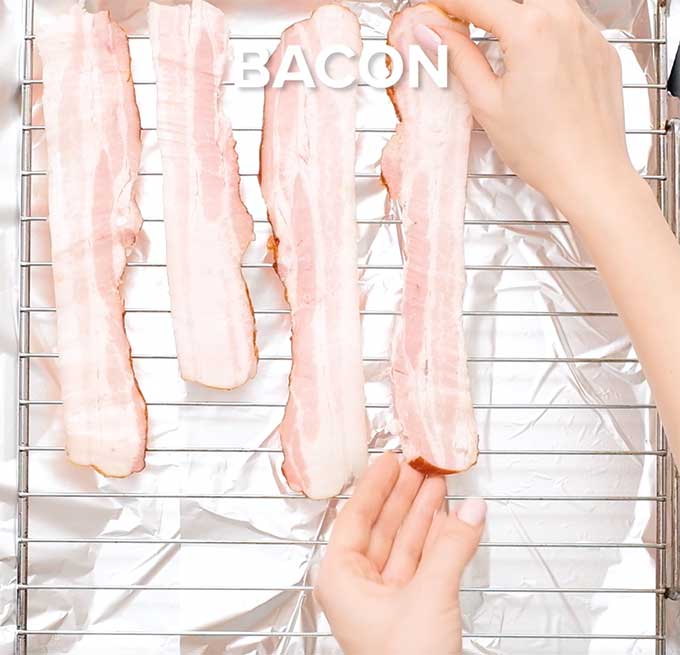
{"left": 2, "top": 0, "right": 679, "bottom": 653}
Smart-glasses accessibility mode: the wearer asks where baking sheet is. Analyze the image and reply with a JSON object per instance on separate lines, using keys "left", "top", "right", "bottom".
{"left": 2, "top": 0, "right": 679, "bottom": 653}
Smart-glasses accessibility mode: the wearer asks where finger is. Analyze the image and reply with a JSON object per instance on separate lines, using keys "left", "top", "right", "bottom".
{"left": 329, "top": 452, "right": 401, "bottom": 555}
{"left": 413, "top": 21, "right": 501, "bottom": 112}
{"left": 381, "top": 476, "right": 447, "bottom": 586}
{"left": 415, "top": 497, "right": 486, "bottom": 592}
{"left": 422, "top": 500, "right": 448, "bottom": 559}
{"left": 412, "top": 0, "right": 522, "bottom": 41}
{"left": 366, "top": 463, "right": 425, "bottom": 570}
{"left": 525, "top": 0, "right": 577, "bottom": 13}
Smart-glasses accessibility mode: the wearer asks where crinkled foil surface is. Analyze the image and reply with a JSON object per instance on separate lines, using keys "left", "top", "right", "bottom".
{"left": 2, "top": 0, "right": 680, "bottom": 653}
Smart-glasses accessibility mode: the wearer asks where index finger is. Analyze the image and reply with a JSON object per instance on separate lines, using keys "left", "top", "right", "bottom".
{"left": 415, "top": 0, "right": 522, "bottom": 40}
{"left": 328, "top": 452, "right": 401, "bottom": 555}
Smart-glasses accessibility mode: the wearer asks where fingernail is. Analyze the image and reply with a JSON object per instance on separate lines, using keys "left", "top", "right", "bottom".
{"left": 457, "top": 498, "right": 487, "bottom": 527}
{"left": 413, "top": 24, "right": 443, "bottom": 52}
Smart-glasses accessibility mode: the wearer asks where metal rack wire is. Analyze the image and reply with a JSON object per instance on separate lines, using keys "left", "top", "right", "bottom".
{"left": 15, "top": 0, "right": 679, "bottom": 653}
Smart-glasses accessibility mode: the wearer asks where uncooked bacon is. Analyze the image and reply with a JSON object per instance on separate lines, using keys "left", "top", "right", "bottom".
{"left": 38, "top": 7, "right": 147, "bottom": 477}
{"left": 260, "top": 6, "right": 369, "bottom": 499}
{"left": 149, "top": 0, "right": 257, "bottom": 390}
{"left": 381, "top": 5, "right": 479, "bottom": 474}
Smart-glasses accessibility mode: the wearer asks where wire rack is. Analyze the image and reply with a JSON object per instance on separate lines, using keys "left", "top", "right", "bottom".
{"left": 14, "top": 0, "right": 680, "bottom": 653}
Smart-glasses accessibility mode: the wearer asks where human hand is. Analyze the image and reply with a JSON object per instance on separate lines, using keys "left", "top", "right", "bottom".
{"left": 411, "top": 0, "right": 635, "bottom": 215}
{"left": 315, "top": 453, "right": 486, "bottom": 655}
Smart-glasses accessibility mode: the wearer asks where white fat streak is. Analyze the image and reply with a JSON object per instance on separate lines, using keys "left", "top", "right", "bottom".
{"left": 217, "top": 14, "right": 257, "bottom": 383}
{"left": 333, "top": 9, "right": 368, "bottom": 491}
{"left": 174, "top": 2, "right": 198, "bottom": 379}
{"left": 110, "top": 18, "right": 145, "bottom": 475}
{"left": 423, "top": 92, "right": 473, "bottom": 469}
{"left": 290, "top": 19, "right": 345, "bottom": 500}
{"left": 95, "top": 15, "right": 143, "bottom": 475}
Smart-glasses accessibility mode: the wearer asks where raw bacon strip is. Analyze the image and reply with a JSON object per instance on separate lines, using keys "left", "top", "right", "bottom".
{"left": 149, "top": 0, "right": 257, "bottom": 389}
{"left": 260, "top": 6, "right": 369, "bottom": 499}
{"left": 381, "top": 4, "right": 479, "bottom": 474}
{"left": 37, "top": 7, "right": 147, "bottom": 477}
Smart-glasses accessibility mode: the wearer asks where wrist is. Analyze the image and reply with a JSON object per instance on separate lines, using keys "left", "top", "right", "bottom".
{"left": 547, "top": 158, "right": 650, "bottom": 229}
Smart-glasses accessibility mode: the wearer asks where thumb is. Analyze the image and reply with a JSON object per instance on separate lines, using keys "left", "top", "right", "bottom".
{"left": 415, "top": 498, "right": 486, "bottom": 591}
{"left": 413, "top": 22, "right": 500, "bottom": 112}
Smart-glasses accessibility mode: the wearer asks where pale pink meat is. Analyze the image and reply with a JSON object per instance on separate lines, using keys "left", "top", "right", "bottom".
{"left": 381, "top": 5, "right": 479, "bottom": 474}
{"left": 37, "top": 7, "right": 147, "bottom": 477}
{"left": 149, "top": 0, "right": 257, "bottom": 390}
{"left": 260, "top": 6, "right": 369, "bottom": 499}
